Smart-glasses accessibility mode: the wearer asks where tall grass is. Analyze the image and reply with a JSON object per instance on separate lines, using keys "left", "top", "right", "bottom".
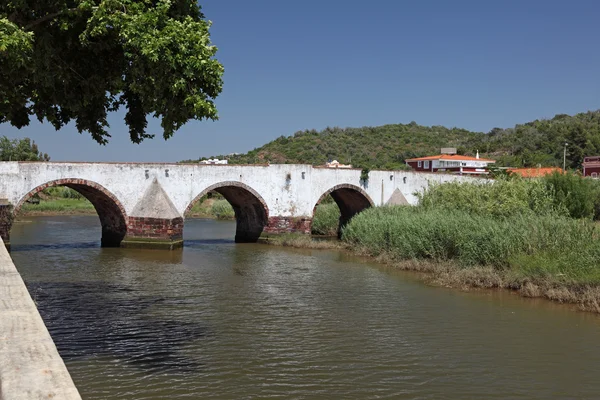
{"left": 342, "top": 206, "right": 600, "bottom": 284}
{"left": 419, "top": 172, "right": 600, "bottom": 220}
{"left": 211, "top": 199, "right": 235, "bottom": 220}
{"left": 417, "top": 178, "right": 565, "bottom": 218}
{"left": 311, "top": 202, "right": 340, "bottom": 235}
{"left": 543, "top": 172, "right": 600, "bottom": 219}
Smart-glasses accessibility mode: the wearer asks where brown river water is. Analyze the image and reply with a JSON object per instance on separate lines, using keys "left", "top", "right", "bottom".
{"left": 9, "top": 215, "right": 600, "bottom": 399}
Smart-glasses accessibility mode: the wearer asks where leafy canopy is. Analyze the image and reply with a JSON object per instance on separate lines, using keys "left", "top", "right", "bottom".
{"left": 1, "top": 0, "right": 223, "bottom": 144}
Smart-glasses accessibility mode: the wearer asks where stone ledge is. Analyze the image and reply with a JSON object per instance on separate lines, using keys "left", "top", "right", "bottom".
{"left": 0, "top": 237, "right": 81, "bottom": 400}
{"left": 121, "top": 236, "right": 184, "bottom": 250}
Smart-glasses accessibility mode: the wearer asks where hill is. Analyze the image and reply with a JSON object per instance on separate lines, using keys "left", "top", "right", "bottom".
{"left": 182, "top": 110, "right": 600, "bottom": 170}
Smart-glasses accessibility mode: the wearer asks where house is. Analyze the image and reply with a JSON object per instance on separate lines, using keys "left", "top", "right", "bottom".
{"left": 508, "top": 167, "right": 563, "bottom": 178}
{"left": 583, "top": 156, "right": 600, "bottom": 178}
{"left": 405, "top": 149, "right": 495, "bottom": 175}
{"left": 325, "top": 160, "right": 352, "bottom": 169}
{"left": 199, "top": 158, "right": 228, "bottom": 165}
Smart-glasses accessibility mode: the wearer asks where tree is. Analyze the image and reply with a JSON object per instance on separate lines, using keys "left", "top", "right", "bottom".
{"left": 0, "top": 136, "right": 50, "bottom": 161}
{"left": 1, "top": 0, "right": 223, "bottom": 144}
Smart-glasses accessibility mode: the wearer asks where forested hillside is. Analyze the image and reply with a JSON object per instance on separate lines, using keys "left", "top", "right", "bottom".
{"left": 182, "top": 110, "right": 600, "bottom": 170}
{"left": 478, "top": 111, "right": 600, "bottom": 169}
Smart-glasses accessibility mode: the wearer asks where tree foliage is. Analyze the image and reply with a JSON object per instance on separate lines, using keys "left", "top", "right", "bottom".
{"left": 1, "top": 0, "right": 223, "bottom": 144}
{"left": 0, "top": 136, "right": 50, "bottom": 161}
{"left": 182, "top": 123, "right": 484, "bottom": 170}
{"left": 475, "top": 111, "right": 600, "bottom": 169}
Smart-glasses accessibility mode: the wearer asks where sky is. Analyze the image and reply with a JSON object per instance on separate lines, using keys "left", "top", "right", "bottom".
{"left": 2, "top": 0, "right": 600, "bottom": 162}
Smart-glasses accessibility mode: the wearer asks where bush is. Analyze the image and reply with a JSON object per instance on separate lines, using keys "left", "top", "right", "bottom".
{"left": 312, "top": 202, "right": 340, "bottom": 235}
{"left": 542, "top": 172, "right": 600, "bottom": 220}
{"left": 417, "top": 178, "right": 563, "bottom": 218}
{"left": 41, "top": 186, "right": 83, "bottom": 199}
{"left": 342, "top": 206, "right": 599, "bottom": 279}
{"left": 211, "top": 199, "right": 234, "bottom": 220}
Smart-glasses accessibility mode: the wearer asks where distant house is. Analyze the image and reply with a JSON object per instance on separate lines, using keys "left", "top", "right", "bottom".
{"left": 326, "top": 160, "right": 352, "bottom": 169}
{"left": 583, "top": 156, "right": 600, "bottom": 178}
{"left": 508, "top": 167, "right": 563, "bottom": 178}
{"left": 199, "top": 158, "right": 228, "bottom": 165}
{"left": 405, "top": 150, "right": 495, "bottom": 175}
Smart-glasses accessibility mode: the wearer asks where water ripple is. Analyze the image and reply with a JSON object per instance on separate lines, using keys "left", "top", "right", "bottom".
{"left": 10, "top": 217, "right": 600, "bottom": 399}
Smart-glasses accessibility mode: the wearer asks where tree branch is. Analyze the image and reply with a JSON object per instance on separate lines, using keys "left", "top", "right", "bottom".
{"left": 23, "top": 7, "right": 98, "bottom": 30}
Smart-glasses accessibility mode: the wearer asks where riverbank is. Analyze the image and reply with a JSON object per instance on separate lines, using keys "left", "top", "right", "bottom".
{"left": 265, "top": 232, "right": 600, "bottom": 313}
{"left": 268, "top": 192, "right": 600, "bottom": 315}
{"left": 19, "top": 198, "right": 96, "bottom": 216}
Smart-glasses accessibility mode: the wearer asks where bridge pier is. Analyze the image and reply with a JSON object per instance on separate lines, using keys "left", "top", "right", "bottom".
{"left": 121, "top": 216, "right": 184, "bottom": 250}
{"left": 120, "top": 179, "right": 184, "bottom": 250}
{"left": 263, "top": 216, "right": 312, "bottom": 236}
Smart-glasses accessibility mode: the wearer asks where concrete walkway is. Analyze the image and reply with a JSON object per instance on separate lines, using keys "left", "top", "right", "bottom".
{"left": 0, "top": 238, "right": 81, "bottom": 400}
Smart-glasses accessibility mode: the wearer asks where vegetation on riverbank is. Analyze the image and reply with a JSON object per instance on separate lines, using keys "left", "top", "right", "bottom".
{"left": 19, "top": 187, "right": 94, "bottom": 216}
{"left": 311, "top": 201, "right": 340, "bottom": 236}
{"left": 272, "top": 173, "right": 600, "bottom": 313}
{"left": 188, "top": 197, "right": 235, "bottom": 219}
{"left": 20, "top": 198, "right": 95, "bottom": 215}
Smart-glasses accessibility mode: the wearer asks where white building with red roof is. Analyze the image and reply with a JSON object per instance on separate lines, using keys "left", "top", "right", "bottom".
{"left": 405, "top": 149, "right": 495, "bottom": 174}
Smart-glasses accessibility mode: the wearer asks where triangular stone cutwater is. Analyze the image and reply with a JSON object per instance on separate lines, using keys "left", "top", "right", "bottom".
{"left": 386, "top": 188, "right": 409, "bottom": 206}
{"left": 130, "top": 178, "right": 182, "bottom": 219}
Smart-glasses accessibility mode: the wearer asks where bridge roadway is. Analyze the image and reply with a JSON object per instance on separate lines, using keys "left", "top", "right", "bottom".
{"left": 0, "top": 162, "right": 470, "bottom": 249}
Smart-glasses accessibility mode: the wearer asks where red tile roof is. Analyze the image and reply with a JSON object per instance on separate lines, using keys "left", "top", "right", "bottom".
{"left": 508, "top": 167, "right": 563, "bottom": 178}
{"left": 405, "top": 154, "right": 495, "bottom": 162}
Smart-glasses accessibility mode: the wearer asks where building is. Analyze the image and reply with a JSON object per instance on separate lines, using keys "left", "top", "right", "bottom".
{"left": 508, "top": 167, "right": 563, "bottom": 178}
{"left": 405, "top": 150, "right": 495, "bottom": 175}
{"left": 199, "top": 158, "right": 228, "bottom": 165}
{"left": 325, "top": 160, "right": 353, "bottom": 169}
{"left": 583, "top": 156, "right": 600, "bottom": 178}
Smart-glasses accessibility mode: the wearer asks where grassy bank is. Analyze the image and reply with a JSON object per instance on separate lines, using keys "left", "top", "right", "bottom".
{"left": 270, "top": 207, "right": 600, "bottom": 313}
{"left": 188, "top": 198, "right": 235, "bottom": 219}
{"left": 20, "top": 198, "right": 95, "bottom": 215}
{"left": 271, "top": 174, "right": 600, "bottom": 313}
{"left": 342, "top": 206, "right": 600, "bottom": 312}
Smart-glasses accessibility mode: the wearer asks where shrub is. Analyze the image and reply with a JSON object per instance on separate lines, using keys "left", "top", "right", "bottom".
{"left": 312, "top": 202, "right": 340, "bottom": 235}
{"left": 417, "top": 178, "right": 564, "bottom": 219}
{"left": 542, "top": 172, "right": 600, "bottom": 220}
{"left": 342, "top": 206, "right": 599, "bottom": 277}
{"left": 211, "top": 199, "right": 234, "bottom": 220}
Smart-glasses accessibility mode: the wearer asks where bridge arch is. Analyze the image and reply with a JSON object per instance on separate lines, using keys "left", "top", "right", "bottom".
{"left": 313, "top": 184, "right": 374, "bottom": 237}
{"left": 14, "top": 179, "right": 128, "bottom": 247}
{"left": 184, "top": 181, "right": 269, "bottom": 243}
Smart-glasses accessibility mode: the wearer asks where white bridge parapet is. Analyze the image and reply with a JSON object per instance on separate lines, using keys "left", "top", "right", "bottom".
{"left": 0, "top": 162, "right": 476, "bottom": 249}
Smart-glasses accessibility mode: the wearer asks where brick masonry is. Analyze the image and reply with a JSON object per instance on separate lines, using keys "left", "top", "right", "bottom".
{"left": 125, "top": 216, "right": 183, "bottom": 240}
{"left": 264, "top": 216, "right": 312, "bottom": 235}
{"left": 122, "top": 216, "right": 184, "bottom": 249}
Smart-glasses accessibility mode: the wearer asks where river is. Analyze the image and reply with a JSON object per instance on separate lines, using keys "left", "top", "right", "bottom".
{"left": 9, "top": 215, "right": 600, "bottom": 399}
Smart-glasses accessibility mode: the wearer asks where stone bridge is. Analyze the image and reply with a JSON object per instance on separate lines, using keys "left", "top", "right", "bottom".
{"left": 0, "top": 162, "right": 471, "bottom": 249}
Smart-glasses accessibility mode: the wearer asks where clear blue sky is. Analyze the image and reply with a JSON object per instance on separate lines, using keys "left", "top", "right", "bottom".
{"left": 2, "top": 0, "right": 600, "bottom": 162}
